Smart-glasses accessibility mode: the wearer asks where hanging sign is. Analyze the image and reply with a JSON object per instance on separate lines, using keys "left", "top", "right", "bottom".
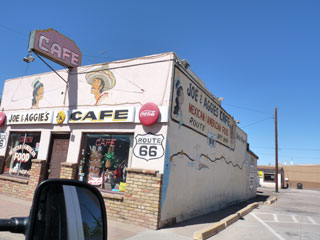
{"left": 133, "top": 133, "right": 164, "bottom": 161}
{"left": 138, "top": 102, "right": 160, "bottom": 126}
{"left": 28, "top": 28, "right": 82, "bottom": 68}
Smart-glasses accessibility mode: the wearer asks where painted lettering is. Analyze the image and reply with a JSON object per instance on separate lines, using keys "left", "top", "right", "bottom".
{"left": 222, "top": 126, "right": 228, "bottom": 136}
{"left": 203, "top": 97, "right": 219, "bottom": 117}
{"left": 71, "top": 52, "right": 80, "bottom": 66}
{"left": 8, "top": 114, "right": 20, "bottom": 123}
{"left": 51, "top": 43, "right": 62, "bottom": 58}
{"left": 220, "top": 111, "right": 230, "bottom": 126}
{"left": 187, "top": 83, "right": 198, "bottom": 102}
{"left": 99, "top": 110, "right": 113, "bottom": 120}
{"left": 39, "top": 35, "right": 50, "bottom": 52}
{"left": 137, "top": 137, "right": 162, "bottom": 145}
{"left": 62, "top": 48, "right": 71, "bottom": 60}
{"left": 189, "top": 103, "right": 205, "bottom": 121}
{"left": 207, "top": 115, "right": 221, "bottom": 132}
{"left": 114, "top": 110, "right": 128, "bottom": 120}
{"left": 189, "top": 117, "right": 205, "bottom": 131}
{"left": 82, "top": 111, "right": 97, "bottom": 121}
{"left": 37, "top": 34, "right": 80, "bottom": 67}
{"left": 70, "top": 111, "right": 82, "bottom": 121}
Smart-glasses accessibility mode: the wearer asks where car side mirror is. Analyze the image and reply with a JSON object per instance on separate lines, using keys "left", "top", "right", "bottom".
{"left": 26, "top": 179, "right": 107, "bottom": 240}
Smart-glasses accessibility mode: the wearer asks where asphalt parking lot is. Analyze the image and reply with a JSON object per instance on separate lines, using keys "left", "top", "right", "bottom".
{"left": 1, "top": 187, "right": 319, "bottom": 240}
{"left": 212, "top": 187, "right": 320, "bottom": 240}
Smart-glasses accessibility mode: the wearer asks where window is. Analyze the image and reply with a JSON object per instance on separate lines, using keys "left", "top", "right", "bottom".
{"left": 78, "top": 133, "right": 133, "bottom": 192}
{"left": 3, "top": 132, "right": 41, "bottom": 177}
{"left": 264, "top": 173, "right": 275, "bottom": 182}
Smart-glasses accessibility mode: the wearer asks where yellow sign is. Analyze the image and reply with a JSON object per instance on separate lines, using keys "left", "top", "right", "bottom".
{"left": 56, "top": 111, "right": 66, "bottom": 124}
{"left": 119, "top": 182, "right": 127, "bottom": 192}
{"left": 258, "top": 171, "right": 263, "bottom": 178}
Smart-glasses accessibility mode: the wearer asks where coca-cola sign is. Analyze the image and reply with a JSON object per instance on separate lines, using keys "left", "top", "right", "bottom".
{"left": 139, "top": 103, "right": 160, "bottom": 126}
{"left": 140, "top": 110, "right": 156, "bottom": 117}
{"left": 0, "top": 112, "right": 5, "bottom": 126}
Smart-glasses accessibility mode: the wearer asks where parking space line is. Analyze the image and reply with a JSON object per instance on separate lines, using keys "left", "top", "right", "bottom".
{"left": 273, "top": 214, "right": 279, "bottom": 222}
{"left": 263, "top": 220, "right": 320, "bottom": 225}
{"left": 308, "top": 216, "right": 317, "bottom": 225}
{"left": 251, "top": 213, "right": 286, "bottom": 240}
{"left": 291, "top": 215, "right": 298, "bottom": 223}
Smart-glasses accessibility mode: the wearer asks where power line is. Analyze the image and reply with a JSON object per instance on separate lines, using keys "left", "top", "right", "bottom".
{"left": 240, "top": 117, "right": 273, "bottom": 128}
{"left": 252, "top": 146, "right": 320, "bottom": 151}
{"left": 223, "top": 103, "right": 274, "bottom": 116}
{"left": 0, "top": 24, "right": 27, "bottom": 38}
{"left": 254, "top": 152, "right": 320, "bottom": 160}
{"left": 82, "top": 54, "right": 117, "bottom": 61}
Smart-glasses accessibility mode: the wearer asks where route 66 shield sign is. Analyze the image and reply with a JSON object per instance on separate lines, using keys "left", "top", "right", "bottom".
{"left": 133, "top": 133, "right": 164, "bottom": 161}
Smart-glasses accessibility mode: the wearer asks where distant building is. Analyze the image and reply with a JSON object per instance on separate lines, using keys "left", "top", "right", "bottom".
{"left": 283, "top": 165, "right": 320, "bottom": 189}
{"left": 257, "top": 165, "right": 284, "bottom": 188}
{"left": 258, "top": 165, "right": 320, "bottom": 190}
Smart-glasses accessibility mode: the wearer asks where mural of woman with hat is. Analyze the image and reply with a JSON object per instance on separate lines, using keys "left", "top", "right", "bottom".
{"left": 31, "top": 78, "right": 44, "bottom": 108}
{"left": 86, "top": 64, "right": 116, "bottom": 105}
{"left": 173, "top": 78, "right": 184, "bottom": 127}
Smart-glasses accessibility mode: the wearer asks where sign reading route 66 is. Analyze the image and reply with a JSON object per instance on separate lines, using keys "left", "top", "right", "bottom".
{"left": 133, "top": 133, "right": 164, "bottom": 161}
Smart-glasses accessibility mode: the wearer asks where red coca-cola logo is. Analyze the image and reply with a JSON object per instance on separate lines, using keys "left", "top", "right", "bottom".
{"left": 139, "top": 103, "right": 160, "bottom": 126}
{"left": 0, "top": 112, "right": 6, "bottom": 126}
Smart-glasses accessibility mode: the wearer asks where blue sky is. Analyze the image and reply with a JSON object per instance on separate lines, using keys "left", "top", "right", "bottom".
{"left": 1, "top": 0, "right": 319, "bottom": 165}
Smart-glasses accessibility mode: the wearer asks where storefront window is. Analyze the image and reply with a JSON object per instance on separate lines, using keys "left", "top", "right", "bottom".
{"left": 3, "top": 132, "right": 41, "bottom": 177}
{"left": 264, "top": 173, "right": 275, "bottom": 182}
{"left": 78, "top": 133, "right": 132, "bottom": 192}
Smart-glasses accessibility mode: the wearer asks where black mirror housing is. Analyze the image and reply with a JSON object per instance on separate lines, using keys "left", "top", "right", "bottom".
{"left": 26, "top": 179, "right": 107, "bottom": 240}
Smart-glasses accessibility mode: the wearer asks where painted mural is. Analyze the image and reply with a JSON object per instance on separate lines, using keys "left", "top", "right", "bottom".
{"left": 85, "top": 64, "right": 116, "bottom": 105}
{"left": 31, "top": 78, "right": 44, "bottom": 108}
{"left": 1, "top": 53, "right": 172, "bottom": 111}
{"left": 172, "top": 78, "right": 184, "bottom": 127}
{"left": 169, "top": 150, "right": 246, "bottom": 170}
{"left": 171, "top": 67, "right": 236, "bottom": 149}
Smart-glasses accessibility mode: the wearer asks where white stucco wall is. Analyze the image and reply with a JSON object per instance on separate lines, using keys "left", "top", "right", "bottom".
{"left": 160, "top": 65, "right": 255, "bottom": 223}
{"left": 160, "top": 120, "right": 250, "bottom": 223}
{"left": 0, "top": 53, "right": 175, "bottom": 173}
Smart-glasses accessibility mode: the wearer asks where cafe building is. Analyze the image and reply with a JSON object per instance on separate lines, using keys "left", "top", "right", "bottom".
{"left": 0, "top": 51, "right": 258, "bottom": 229}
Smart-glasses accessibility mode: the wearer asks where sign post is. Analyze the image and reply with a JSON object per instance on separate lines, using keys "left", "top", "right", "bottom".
{"left": 275, "top": 107, "right": 279, "bottom": 193}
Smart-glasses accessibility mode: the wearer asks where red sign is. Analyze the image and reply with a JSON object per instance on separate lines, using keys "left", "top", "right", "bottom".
{"left": 28, "top": 28, "right": 82, "bottom": 68}
{"left": 139, "top": 103, "right": 160, "bottom": 126}
{"left": 0, "top": 112, "right": 6, "bottom": 126}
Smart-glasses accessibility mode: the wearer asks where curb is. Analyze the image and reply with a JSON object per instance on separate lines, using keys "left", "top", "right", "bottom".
{"left": 265, "top": 196, "right": 277, "bottom": 205}
{"left": 193, "top": 198, "right": 276, "bottom": 240}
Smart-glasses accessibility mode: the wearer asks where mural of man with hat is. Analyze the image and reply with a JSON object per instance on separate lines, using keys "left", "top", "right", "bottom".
{"left": 86, "top": 64, "right": 116, "bottom": 105}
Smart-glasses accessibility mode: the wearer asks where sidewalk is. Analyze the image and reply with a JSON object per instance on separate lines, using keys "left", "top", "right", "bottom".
{"left": 0, "top": 188, "right": 272, "bottom": 240}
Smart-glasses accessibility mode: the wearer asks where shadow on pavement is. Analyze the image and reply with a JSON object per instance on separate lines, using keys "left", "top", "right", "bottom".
{"left": 163, "top": 191, "right": 270, "bottom": 229}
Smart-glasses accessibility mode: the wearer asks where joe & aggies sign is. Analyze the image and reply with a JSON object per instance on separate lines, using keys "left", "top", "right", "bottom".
{"left": 171, "top": 67, "right": 236, "bottom": 149}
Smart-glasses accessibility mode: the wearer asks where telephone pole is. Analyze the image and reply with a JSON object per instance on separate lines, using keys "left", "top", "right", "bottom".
{"left": 275, "top": 107, "right": 279, "bottom": 193}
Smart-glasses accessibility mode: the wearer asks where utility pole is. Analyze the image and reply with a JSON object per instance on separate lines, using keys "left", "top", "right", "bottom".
{"left": 275, "top": 107, "right": 279, "bottom": 193}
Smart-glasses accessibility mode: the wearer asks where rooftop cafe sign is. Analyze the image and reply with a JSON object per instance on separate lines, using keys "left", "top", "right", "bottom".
{"left": 28, "top": 28, "right": 82, "bottom": 68}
